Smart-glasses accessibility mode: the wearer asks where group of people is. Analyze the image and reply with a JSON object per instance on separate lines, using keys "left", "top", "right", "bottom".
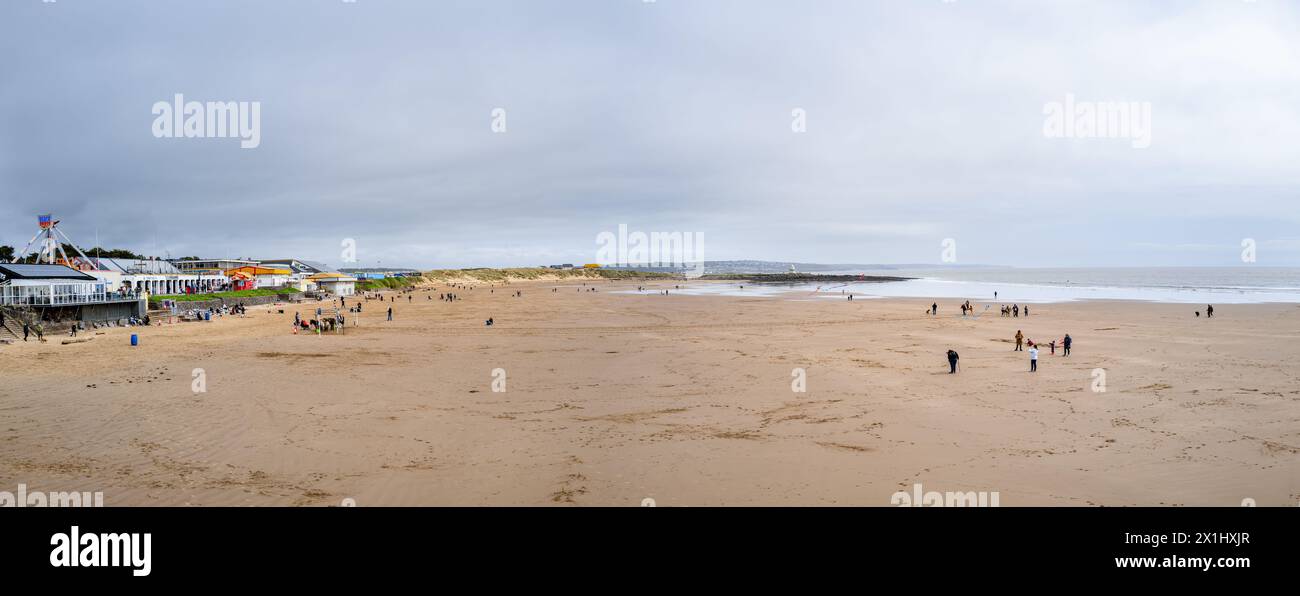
{"left": 1000, "top": 304, "right": 1026, "bottom": 317}
{"left": 294, "top": 310, "right": 345, "bottom": 333}
{"left": 948, "top": 334, "right": 1072, "bottom": 374}
{"left": 19, "top": 320, "right": 43, "bottom": 342}
{"left": 943, "top": 293, "right": 1073, "bottom": 374}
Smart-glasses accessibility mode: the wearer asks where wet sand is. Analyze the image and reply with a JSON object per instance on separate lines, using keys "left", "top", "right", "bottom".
{"left": 1, "top": 280, "right": 1296, "bottom": 506}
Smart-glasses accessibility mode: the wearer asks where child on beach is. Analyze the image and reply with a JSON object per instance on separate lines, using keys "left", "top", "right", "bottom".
{"left": 1029, "top": 345, "right": 1039, "bottom": 372}
{"left": 1014, "top": 330, "right": 1024, "bottom": 351}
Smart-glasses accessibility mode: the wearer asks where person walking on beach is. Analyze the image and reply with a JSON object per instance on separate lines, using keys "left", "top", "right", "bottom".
{"left": 22, "top": 321, "right": 29, "bottom": 342}
{"left": 387, "top": 307, "right": 393, "bottom": 321}
{"left": 947, "top": 349, "right": 960, "bottom": 374}
{"left": 994, "top": 291, "right": 998, "bottom": 301}
{"left": 1029, "top": 344, "right": 1039, "bottom": 372}
{"left": 1207, "top": 305, "right": 1214, "bottom": 318}
{"left": 1023, "top": 306, "right": 1029, "bottom": 317}
{"left": 1014, "top": 330, "right": 1024, "bottom": 351}
{"left": 1013, "top": 304, "right": 1019, "bottom": 317}
{"left": 1062, "top": 333, "right": 1072, "bottom": 356}
{"left": 1049, "top": 339, "right": 1056, "bottom": 355}
{"left": 931, "top": 302, "right": 938, "bottom": 316}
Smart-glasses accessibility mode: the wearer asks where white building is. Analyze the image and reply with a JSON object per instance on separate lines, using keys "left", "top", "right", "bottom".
{"left": 0, "top": 264, "right": 107, "bottom": 306}
{"left": 90, "top": 258, "right": 227, "bottom": 296}
{"left": 308, "top": 272, "right": 357, "bottom": 296}
{"left": 0, "top": 263, "right": 144, "bottom": 322}
{"left": 171, "top": 258, "right": 260, "bottom": 274}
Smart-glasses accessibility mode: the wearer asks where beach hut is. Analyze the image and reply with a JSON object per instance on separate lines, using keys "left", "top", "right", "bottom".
{"left": 223, "top": 266, "right": 293, "bottom": 290}
{"left": 226, "top": 270, "right": 255, "bottom": 291}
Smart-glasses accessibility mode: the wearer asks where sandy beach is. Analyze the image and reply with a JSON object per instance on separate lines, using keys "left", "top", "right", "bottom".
{"left": 1, "top": 279, "right": 1296, "bottom": 506}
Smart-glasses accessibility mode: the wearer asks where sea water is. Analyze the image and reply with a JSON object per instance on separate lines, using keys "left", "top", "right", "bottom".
{"left": 627, "top": 267, "right": 1300, "bottom": 304}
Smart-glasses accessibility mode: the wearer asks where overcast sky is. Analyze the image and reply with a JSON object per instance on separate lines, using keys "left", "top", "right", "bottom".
{"left": 2, "top": 0, "right": 1298, "bottom": 269}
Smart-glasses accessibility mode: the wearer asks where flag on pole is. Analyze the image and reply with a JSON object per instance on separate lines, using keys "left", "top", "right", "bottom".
{"left": 38, "top": 214, "right": 52, "bottom": 229}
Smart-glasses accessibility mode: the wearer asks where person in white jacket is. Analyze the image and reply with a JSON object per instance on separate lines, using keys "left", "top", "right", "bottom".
{"left": 1028, "top": 345, "right": 1039, "bottom": 372}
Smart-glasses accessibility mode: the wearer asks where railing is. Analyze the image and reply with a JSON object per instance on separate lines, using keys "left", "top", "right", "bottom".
{"left": 0, "top": 285, "right": 141, "bottom": 307}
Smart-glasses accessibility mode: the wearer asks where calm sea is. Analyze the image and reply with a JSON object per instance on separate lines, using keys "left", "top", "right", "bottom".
{"left": 656, "top": 267, "right": 1300, "bottom": 303}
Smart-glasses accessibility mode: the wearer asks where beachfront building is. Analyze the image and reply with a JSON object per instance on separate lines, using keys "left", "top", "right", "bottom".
{"left": 90, "top": 257, "right": 228, "bottom": 296}
{"left": 171, "top": 258, "right": 260, "bottom": 275}
{"left": 0, "top": 263, "right": 144, "bottom": 323}
{"left": 258, "top": 259, "right": 331, "bottom": 292}
{"left": 340, "top": 268, "right": 421, "bottom": 280}
{"left": 344, "top": 271, "right": 387, "bottom": 280}
{"left": 224, "top": 266, "right": 294, "bottom": 290}
{"left": 258, "top": 258, "right": 327, "bottom": 275}
{"left": 308, "top": 272, "right": 357, "bottom": 296}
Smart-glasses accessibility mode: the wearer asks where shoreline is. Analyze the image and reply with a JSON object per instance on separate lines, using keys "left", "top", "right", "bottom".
{"left": 620, "top": 277, "right": 1300, "bottom": 305}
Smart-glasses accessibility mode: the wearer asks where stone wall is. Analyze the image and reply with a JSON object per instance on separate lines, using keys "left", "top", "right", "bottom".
{"left": 149, "top": 293, "right": 303, "bottom": 313}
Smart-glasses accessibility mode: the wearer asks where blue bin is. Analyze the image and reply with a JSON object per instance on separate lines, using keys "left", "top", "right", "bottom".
{"left": 130, "top": 334, "right": 138, "bottom": 346}
{"left": 204, "top": 312, "right": 211, "bottom": 321}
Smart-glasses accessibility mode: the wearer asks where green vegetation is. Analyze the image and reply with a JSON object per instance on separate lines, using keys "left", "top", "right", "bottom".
{"left": 149, "top": 287, "right": 301, "bottom": 304}
{"left": 356, "top": 275, "right": 426, "bottom": 292}
{"left": 12, "top": 244, "right": 147, "bottom": 262}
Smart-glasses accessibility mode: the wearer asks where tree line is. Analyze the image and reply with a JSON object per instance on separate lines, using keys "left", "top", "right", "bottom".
{"left": 0, "top": 244, "right": 175, "bottom": 263}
